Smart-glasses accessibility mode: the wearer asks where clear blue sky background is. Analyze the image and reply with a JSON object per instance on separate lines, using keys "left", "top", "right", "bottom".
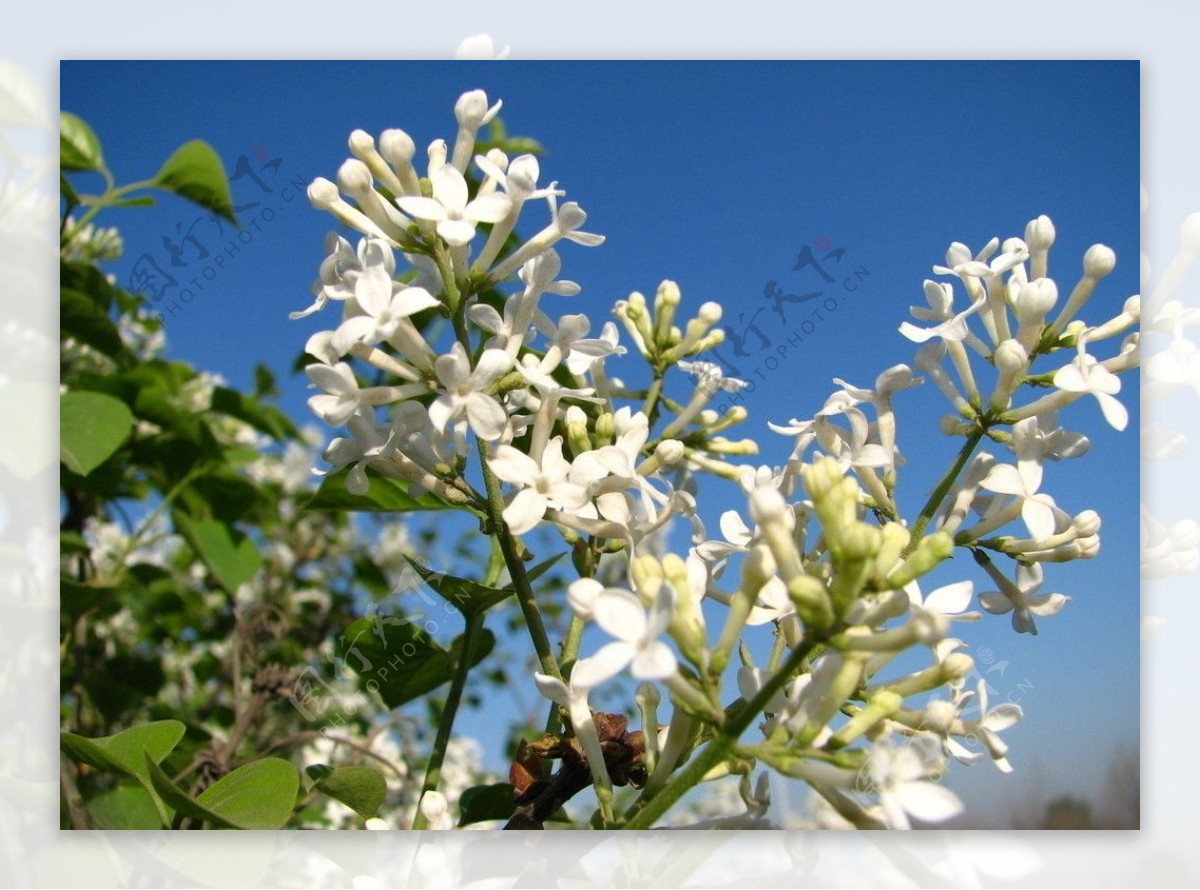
{"left": 62, "top": 61, "right": 1140, "bottom": 825}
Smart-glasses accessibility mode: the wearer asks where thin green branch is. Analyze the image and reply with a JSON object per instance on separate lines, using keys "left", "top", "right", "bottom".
{"left": 619, "top": 633, "right": 824, "bottom": 829}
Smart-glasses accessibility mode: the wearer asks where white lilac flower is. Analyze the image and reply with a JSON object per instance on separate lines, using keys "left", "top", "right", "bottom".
{"left": 813, "top": 407, "right": 892, "bottom": 473}
{"left": 905, "top": 579, "right": 980, "bottom": 623}
{"left": 978, "top": 562, "right": 1069, "bottom": 635}
{"left": 533, "top": 661, "right": 614, "bottom": 799}
{"left": 584, "top": 585, "right": 678, "bottom": 685}
{"left": 397, "top": 164, "right": 512, "bottom": 247}
{"left": 694, "top": 509, "right": 754, "bottom": 574}
{"left": 428, "top": 343, "right": 513, "bottom": 440}
{"left": 318, "top": 411, "right": 395, "bottom": 495}
{"left": 306, "top": 362, "right": 423, "bottom": 427}
{"left": 451, "top": 89, "right": 502, "bottom": 172}
{"left": 330, "top": 272, "right": 440, "bottom": 358}
{"left": 864, "top": 733, "right": 963, "bottom": 830}
{"left": 488, "top": 436, "right": 591, "bottom": 534}
{"left": 1051, "top": 338, "right": 1128, "bottom": 430}
{"left": 978, "top": 460, "right": 1057, "bottom": 541}
{"left": 955, "top": 679, "right": 1023, "bottom": 773}
{"left": 899, "top": 280, "right": 987, "bottom": 344}
{"left": 933, "top": 238, "right": 1028, "bottom": 283}
{"left": 290, "top": 233, "right": 360, "bottom": 319}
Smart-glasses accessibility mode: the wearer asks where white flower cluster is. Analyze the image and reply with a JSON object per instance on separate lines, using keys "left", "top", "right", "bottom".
{"left": 296, "top": 92, "right": 1137, "bottom": 830}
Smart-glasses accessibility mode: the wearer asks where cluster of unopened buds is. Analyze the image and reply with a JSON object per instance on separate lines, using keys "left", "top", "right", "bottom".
{"left": 295, "top": 89, "right": 1138, "bottom": 829}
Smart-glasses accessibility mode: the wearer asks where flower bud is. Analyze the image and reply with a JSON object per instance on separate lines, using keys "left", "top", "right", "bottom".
{"left": 348, "top": 129, "right": 375, "bottom": 157}
{"left": 1073, "top": 510, "right": 1102, "bottom": 537}
{"left": 336, "top": 158, "right": 374, "bottom": 197}
{"left": 1083, "top": 244, "right": 1116, "bottom": 278}
{"left": 698, "top": 301, "right": 723, "bottom": 325}
{"left": 1014, "top": 279, "right": 1058, "bottom": 326}
{"left": 885, "top": 531, "right": 953, "bottom": 589}
{"left": 631, "top": 554, "right": 664, "bottom": 602}
{"left": 742, "top": 544, "right": 777, "bottom": 592}
{"left": 454, "top": 89, "right": 495, "bottom": 130}
{"left": 593, "top": 411, "right": 615, "bottom": 445}
{"left": 1025, "top": 215, "right": 1056, "bottom": 251}
{"left": 380, "top": 129, "right": 415, "bottom": 164}
{"left": 749, "top": 485, "right": 789, "bottom": 525}
{"left": 993, "top": 339, "right": 1028, "bottom": 374}
{"left": 306, "top": 177, "right": 340, "bottom": 210}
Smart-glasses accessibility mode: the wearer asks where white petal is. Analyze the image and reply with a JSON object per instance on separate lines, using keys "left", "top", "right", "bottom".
{"left": 437, "top": 218, "right": 477, "bottom": 247}
{"left": 396, "top": 196, "right": 447, "bottom": 221}
{"left": 631, "top": 641, "right": 677, "bottom": 680}
{"left": 978, "top": 592, "right": 1014, "bottom": 615}
{"left": 1027, "top": 592, "right": 1070, "bottom": 616}
{"left": 719, "top": 510, "right": 753, "bottom": 546}
{"left": 466, "top": 192, "right": 513, "bottom": 224}
{"left": 567, "top": 578, "right": 604, "bottom": 620}
{"left": 894, "top": 781, "right": 963, "bottom": 823}
{"left": 1095, "top": 392, "right": 1129, "bottom": 431}
{"left": 431, "top": 164, "right": 469, "bottom": 210}
{"left": 426, "top": 395, "right": 456, "bottom": 434}
{"left": 981, "top": 463, "right": 1025, "bottom": 496}
{"left": 924, "top": 580, "right": 974, "bottom": 615}
{"left": 488, "top": 445, "right": 540, "bottom": 485}
{"left": 503, "top": 489, "right": 547, "bottom": 535}
{"left": 1022, "top": 498, "right": 1058, "bottom": 541}
{"left": 533, "top": 672, "right": 570, "bottom": 707}
{"left": 472, "top": 348, "right": 515, "bottom": 385}
{"left": 592, "top": 589, "right": 648, "bottom": 643}
{"left": 573, "top": 643, "right": 631, "bottom": 688}
{"left": 465, "top": 393, "right": 508, "bottom": 440}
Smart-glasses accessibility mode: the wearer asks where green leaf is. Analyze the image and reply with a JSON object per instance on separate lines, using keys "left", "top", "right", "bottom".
{"left": 87, "top": 784, "right": 163, "bottom": 830}
{"left": 307, "top": 765, "right": 387, "bottom": 819}
{"left": 61, "top": 287, "right": 129, "bottom": 359}
{"left": 60, "top": 174, "right": 80, "bottom": 206}
{"left": 60, "top": 111, "right": 106, "bottom": 173}
{"left": 458, "top": 783, "right": 517, "bottom": 826}
{"left": 337, "top": 617, "right": 495, "bottom": 710}
{"left": 145, "top": 755, "right": 298, "bottom": 829}
{"left": 194, "top": 758, "right": 299, "bottom": 829}
{"left": 209, "top": 386, "right": 297, "bottom": 442}
{"left": 305, "top": 467, "right": 469, "bottom": 515}
{"left": 60, "top": 390, "right": 133, "bottom": 476}
{"left": 60, "top": 720, "right": 185, "bottom": 827}
{"left": 403, "top": 552, "right": 564, "bottom": 617}
{"left": 60, "top": 577, "right": 121, "bottom": 624}
{"left": 153, "top": 140, "right": 237, "bottom": 225}
{"left": 174, "top": 514, "right": 262, "bottom": 594}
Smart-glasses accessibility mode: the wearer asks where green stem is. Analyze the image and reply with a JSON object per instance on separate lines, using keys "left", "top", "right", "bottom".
{"left": 902, "top": 428, "right": 985, "bottom": 557}
{"left": 619, "top": 634, "right": 824, "bottom": 829}
{"left": 643, "top": 369, "right": 666, "bottom": 427}
{"left": 476, "top": 439, "right": 562, "bottom": 682}
{"left": 62, "top": 178, "right": 157, "bottom": 243}
{"left": 411, "top": 610, "right": 486, "bottom": 829}
{"left": 546, "top": 613, "right": 588, "bottom": 734}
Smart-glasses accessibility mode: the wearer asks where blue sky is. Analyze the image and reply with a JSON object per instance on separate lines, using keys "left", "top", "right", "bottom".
{"left": 61, "top": 61, "right": 1140, "bottom": 824}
